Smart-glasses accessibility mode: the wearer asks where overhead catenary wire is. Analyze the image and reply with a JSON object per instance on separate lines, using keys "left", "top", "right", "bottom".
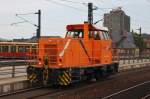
{"left": 54, "top": 0, "right": 113, "bottom": 10}
{"left": 11, "top": 21, "right": 27, "bottom": 26}
{"left": 46, "top": 0, "right": 112, "bottom": 12}
{"left": 12, "top": 14, "right": 38, "bottom": 27}
{"left": 55, "top": 0, "right": 88, "bottom": 5}
{"left": 45, "top": 0, "right": 87, "bottom": 13}
{"left": 15, "top": 12, "right": 36, "bottom": 16}
{"left": 45, "top": 0, "right": 108, "bottom": 21}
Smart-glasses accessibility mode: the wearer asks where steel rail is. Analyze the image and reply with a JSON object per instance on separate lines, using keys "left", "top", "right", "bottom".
{"left": 102, "top": 80, "right": 150, "bottom": 99}
{"left": 0, "top": 65, "right": 150, "bottom": 98}
{"left": 141, "top": 94, "right": 150, "bottom": 99}
{"left": 26, "top": 66, "right": 150, "bottom": 99}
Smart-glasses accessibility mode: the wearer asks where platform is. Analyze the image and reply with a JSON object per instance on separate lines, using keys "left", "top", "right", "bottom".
{"left": 0, "top": 76, "right": 27, "bottom": 95}
{"left": 0, "top": 76, "right": 27, "bottom": 85}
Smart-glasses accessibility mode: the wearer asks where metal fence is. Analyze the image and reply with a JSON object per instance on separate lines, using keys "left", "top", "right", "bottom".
{"left": 112, "top": 48, "right": 150, "bottom": 63}
{"left": 0, "top": 59, "right": 28, "bottom": 79}
{"left": 0, "top": 48, "right": 149, "bottom": 79}
{"left": 0, "top": 65, "right": 26, "bottom": 79}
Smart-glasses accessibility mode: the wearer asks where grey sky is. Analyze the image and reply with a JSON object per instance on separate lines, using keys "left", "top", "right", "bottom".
{"left": 0, "top": 0, "right": 149, "bottom": 39}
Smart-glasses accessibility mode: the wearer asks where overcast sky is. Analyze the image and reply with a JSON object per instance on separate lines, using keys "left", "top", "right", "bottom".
{"left": 0, "top": 0, "right": 149, "bottom": 39}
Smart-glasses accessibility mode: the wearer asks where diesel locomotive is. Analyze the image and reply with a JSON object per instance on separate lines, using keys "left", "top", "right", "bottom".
{"left": 27, "top": 22, "right": 118, "bottom": 86}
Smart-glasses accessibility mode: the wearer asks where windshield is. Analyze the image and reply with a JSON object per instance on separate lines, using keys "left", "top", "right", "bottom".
{"left": 66, "top": 30, "right": 83, "bottom": 38}
{"left": 66, "top": 30, "right": 110, "bottom": 40}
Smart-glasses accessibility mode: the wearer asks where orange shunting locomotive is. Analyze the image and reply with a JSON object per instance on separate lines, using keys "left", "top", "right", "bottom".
{"left": 27, "top": 22, "right": 118, "bottom": 86}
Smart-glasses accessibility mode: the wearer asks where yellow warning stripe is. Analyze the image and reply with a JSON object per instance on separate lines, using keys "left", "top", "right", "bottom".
{"left": 30, "top": 77, "right": 36, "bottom": 83}
{"left": 28, "top": 74, "right": 36, "bottom": 82}
{"left": 58, "top": 71, "right": 72, "bottom": 86}
{"left": 58, "top": 79, "right": 64, "bottom": 86}
{"left": 63, "top": 72, "right": 71, "bottom": 81}
{"left": 30, "top": 77, "right": 34, "bottom": 82}
{"left": 68, "top": 72, "right": 71, "bottom": 77}
{"left": 62, "top": 75, "right": 69, "bottom": 83}
{"left": 58, "top": 76, "right": 68, "bottom": 86}
{"left": 28, "top": 74, "right": 35, "bottom": 80}
{"left": 28, "top": 75, "right": 32, "bottom": 80}
{"left": 31, "top": 74, "right": 36, "bottom": 81}
{"left": 29, "top": 74, "right": 33, "bottom": 80}
{"left": 64, "top": 72, "right": 71, "bottom": 82}
{"left": 32, "top": 74, "right": 36, "bottom": 80}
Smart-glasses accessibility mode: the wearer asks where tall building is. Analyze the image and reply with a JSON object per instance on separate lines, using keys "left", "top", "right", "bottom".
{"left": 104, "top": 7, "right": 130, "bottom": 34}
{"left": 103, "top": 7, "right": 135, "bottom": 48}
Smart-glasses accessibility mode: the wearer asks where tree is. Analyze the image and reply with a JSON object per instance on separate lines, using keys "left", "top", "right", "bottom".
{"left": 133, "top": 32, "right": 146, "bottom": 52}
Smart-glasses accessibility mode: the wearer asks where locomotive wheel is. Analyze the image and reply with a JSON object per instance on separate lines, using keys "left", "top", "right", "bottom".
{"left": 95, "top": 72, "right": 101, "bottom": 81}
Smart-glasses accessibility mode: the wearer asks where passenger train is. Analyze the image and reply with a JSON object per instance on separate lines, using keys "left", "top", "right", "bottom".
{"left": 0, "top": 42, "right": 37, "bottom": 59}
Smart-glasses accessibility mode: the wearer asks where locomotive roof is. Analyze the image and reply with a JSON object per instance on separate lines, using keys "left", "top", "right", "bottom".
{"left": 66, "top": 24, "right": 108, "bottom": 32}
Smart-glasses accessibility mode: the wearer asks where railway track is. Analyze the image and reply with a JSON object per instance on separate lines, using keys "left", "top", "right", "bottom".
{"left": 1, "top": 66, "right": 149, "bottom": 99}
{"left": 15, "top": 79, "right": 112, "bottom": 99}
{"left": 0, "top": 62, "right": 149, "bottom": 99}
{"left": 0, "top": 74, "right": 114, "bottom": 99}
{"left": 26, "top": 89, "right": 61, "bottom": 99}
{"left": 34, "top": 66, "right": 150, "bottom": 99}
{"left": 142, "top": 94, "right": 150, "bottom": 99}
{"left": 102, "top": 80, "right": 150, "bottom": 99}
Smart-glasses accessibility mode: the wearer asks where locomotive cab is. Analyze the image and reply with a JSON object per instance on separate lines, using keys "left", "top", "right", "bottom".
{"left": 65, "top": 22, "right": 112, "bottom": 65}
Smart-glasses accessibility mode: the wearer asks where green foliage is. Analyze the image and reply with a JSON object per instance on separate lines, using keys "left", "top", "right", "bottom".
{"left": 133, "top": 32, "right": 146, "bottom": 49}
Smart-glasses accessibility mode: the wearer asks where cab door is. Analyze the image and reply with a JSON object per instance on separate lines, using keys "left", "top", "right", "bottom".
{"left": 99, "top": 31, "right": 112, "bottom": 64}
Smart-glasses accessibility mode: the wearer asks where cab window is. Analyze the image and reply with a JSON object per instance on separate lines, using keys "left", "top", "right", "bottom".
{"left": 93, "top": 31, "right": 100, "bottom": 40}
{"left": 102, "top": 32, "right": 107, "bottom": 40}
{"left": 105, "top": 32, "right": 110, "bottom": 39}
{"left": 99, "top": 31, "right": 105, "bottom": 40}
{"left": 93, "top": 31, "right": 108, "bottom": 40}
{"left": 102, "top": 31, "right": 110, "bottom": 40}
{"left": 66, "top": 31, "right": 83, "bottom": 38}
